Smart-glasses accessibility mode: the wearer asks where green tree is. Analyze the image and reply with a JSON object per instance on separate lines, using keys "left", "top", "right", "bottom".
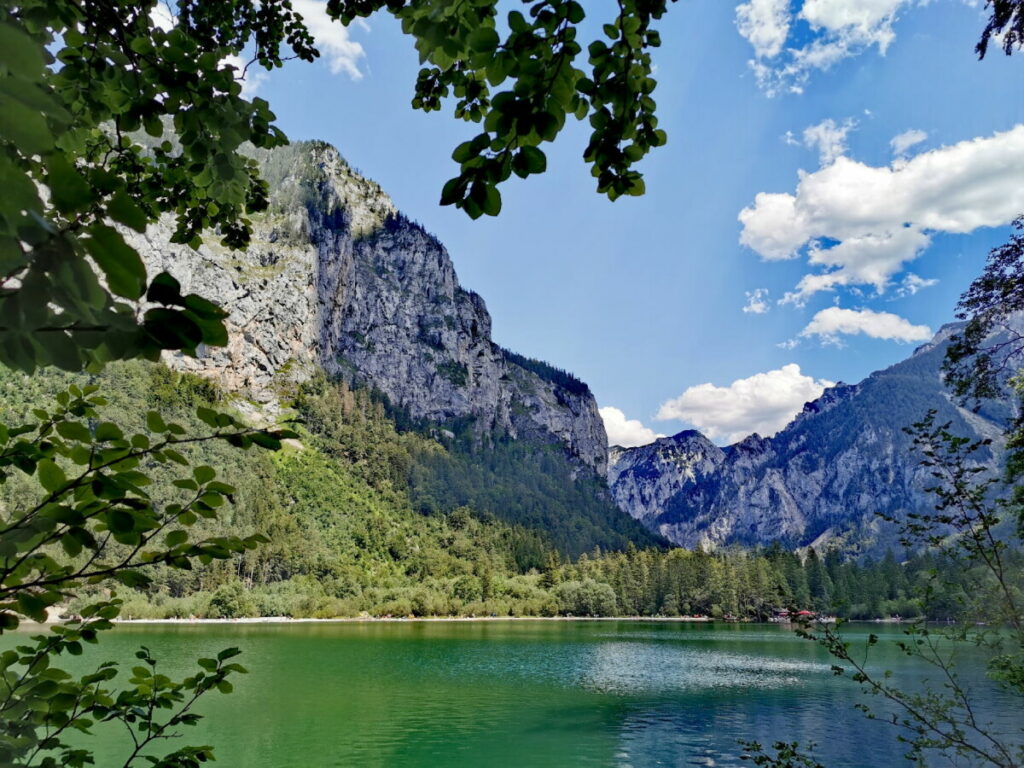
{"left": 1, "top": 0, "right": 676, "bottom": 372}
{"left": 748, "top": 220, "right": 1024, "bottom": 768}
{"left": 5, "top": 2, "right": 1019, "bottom": 373}
{"left": 0, "top": 384, "right": 295, "bottom": 765}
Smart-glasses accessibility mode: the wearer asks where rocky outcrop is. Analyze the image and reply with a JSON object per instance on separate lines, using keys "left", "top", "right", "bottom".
{"left": 130, "top": 141, "right": 608, "bottom": 473}
{"left": 609, "top": 325, "right": 1016, "bottom": 553}
{"left": 607, "top": 431, "right": 724, "bottom": 527}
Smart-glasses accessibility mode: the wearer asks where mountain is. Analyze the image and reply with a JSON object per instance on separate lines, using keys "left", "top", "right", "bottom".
{"left": 131, "top": 141, "right": 607, "bottom": 473}
{"left": 608, "top": 325, "right": 1017, "bottom": 554}
{"left": 126, "top": 140, "right": 656, "bottom": 553}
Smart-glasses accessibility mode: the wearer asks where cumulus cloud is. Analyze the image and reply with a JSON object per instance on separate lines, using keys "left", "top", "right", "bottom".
{"left": 802, "top": 117, "right": 856, "bottom": 165}
{"left": 656, "top": 364, "right": 834, "bottom": 444}
{"left": 293, "top": 0, "right": 366, "bottom": 79}
{"left": 890, "top": 128, "right": 928, "bottom": 157}
{"left": 736, "top": 0, "right": 791, "bottom": 59}
{"left": 600, "top": 407, "right": 664, "bottom": 448}
{"left": 743, "top": 288, "right": 771, "bottom": 314}
{"left": 740, "top": 125, "right": 1024, "bottom": 304}
{"left": 737, "top": 0, "right": 911, "bottom": 95}
{"left": 894, "top": 272, "right": 938, "bottom": 297}
{"left": 799, "top": 306, "right": 932, "bottom": 344}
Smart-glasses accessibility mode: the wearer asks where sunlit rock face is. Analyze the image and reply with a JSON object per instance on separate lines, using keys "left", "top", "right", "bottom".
{"left": 609, "top": 325, "right": 1016, "bottom": 554}
{"left": 129, "top": 140, "right": 607, "bottom": 474}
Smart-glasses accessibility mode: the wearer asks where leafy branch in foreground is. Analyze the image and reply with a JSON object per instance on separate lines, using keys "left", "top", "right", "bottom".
{"left": 4, "top": 3, "right": 1020, "bottom": 374}
{"left": 766, "top": 413, "right": 1023, "bottom": 768}
{"left": 741, "top": 740, "right": 825, "bottom": 768}
{"left": 945, "top": 216, "right": 1024, "bottom": 403}
{"left": 2, "top": 0, "right": 678, "bottom": 373}
{"left": 0, "top": 383, "right": 297, "bottom": 766}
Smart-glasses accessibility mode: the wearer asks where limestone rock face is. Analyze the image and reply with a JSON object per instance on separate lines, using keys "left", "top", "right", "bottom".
{"left": 608, "top": 325, "right": 1015, "bottom": 553}
{"left": 130, "top": 141, "right": 607, "bottom": 473}
{"left": 607, "top": 431, "right": 724, "bottom": 528}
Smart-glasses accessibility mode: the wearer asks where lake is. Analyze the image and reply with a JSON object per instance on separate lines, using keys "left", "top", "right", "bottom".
{"left": 14, "top": 620, "right": 1019, "bottom": 767}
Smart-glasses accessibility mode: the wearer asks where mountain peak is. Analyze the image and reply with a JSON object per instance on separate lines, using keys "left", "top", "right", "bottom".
{"left": 608, "top": 326, "right": 1012, "bottom": 555}
{"left": 130, "top": 140, "right": 609, "bottom": 474}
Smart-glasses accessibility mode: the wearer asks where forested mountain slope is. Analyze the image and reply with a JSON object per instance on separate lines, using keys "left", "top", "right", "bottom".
{"left": 0, "top": 364, "right": 963, "bottom": 620}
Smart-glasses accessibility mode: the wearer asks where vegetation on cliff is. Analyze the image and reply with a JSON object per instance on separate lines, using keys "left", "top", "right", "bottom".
{"left": 2, "top": 362, "right": 1002, "bottom": 623}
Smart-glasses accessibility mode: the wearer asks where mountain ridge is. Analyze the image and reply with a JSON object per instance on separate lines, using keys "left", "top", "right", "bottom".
{"left": 128, "top": 140, "right": 609, "bottom": 475}
{"left": 608, "top": 325, "right": 1016, "bottom": 554}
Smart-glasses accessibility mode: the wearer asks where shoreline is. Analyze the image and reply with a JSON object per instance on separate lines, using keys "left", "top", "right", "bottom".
{"left": 111, "top": 615, "right": 718, "bottom": 625}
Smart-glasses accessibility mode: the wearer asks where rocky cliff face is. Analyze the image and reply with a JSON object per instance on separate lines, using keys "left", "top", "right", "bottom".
{"left": 609, "top": 326, "right": 1016, "bottom": 553}
{"left": 130, "top": 141, "right": 607, "bottom": 473}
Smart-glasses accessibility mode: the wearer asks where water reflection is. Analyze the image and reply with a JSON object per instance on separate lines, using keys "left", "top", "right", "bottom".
{"left": 10, "top": 620, "right": 1014, "bottom": 768}
{"left": 581, "top": 641, "right": 828, "bottom": 694}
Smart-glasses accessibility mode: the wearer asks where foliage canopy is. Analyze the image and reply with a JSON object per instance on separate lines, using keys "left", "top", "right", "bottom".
{"left": 1, "top": 0, "right": 677, "bottom": 373}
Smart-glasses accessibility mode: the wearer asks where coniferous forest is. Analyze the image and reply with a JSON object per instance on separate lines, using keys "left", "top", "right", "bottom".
{"left": 1, "top": 362, "right": 1007, "bottom": 623}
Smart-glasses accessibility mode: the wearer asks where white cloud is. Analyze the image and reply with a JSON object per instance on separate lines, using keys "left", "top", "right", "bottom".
{"left": 737, "top": 0, "right": 912, "bottom": 95}
{"left": 802, "top": 117, "right": 856, "bottom": 165}
{"left": 799, "top": 306, "right": 932, "bottom": 344}
{"left": 293, "top": 0, "right": 366, "bottom": 79}
{"left": 656, "top": 364, "right": 834, "bottom": 444}
{"left": 743, "top": 288, "right": 771, "bottom": 314}
{"left": 894, "top": 272, "right": 938, "bottom": 297}
{"left": 600, "top": 407, "right": 664, "bottom": 448}
{"left": 736, "top": 0, "right": 791, "bottom": 59}
{"left": 740, "top": 124, "right": 1024, "bottom": 303}
{"left": 890, "top": 128, "right": 928, "bottom": 157}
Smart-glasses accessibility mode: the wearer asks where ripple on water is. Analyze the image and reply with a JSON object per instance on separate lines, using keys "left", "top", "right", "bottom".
{"left": 580, "top": 642, "right": 830, "bottom": 696}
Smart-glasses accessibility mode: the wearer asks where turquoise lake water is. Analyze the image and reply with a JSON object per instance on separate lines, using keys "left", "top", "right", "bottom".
{"left": 10, "top": 620, "right": 1020, "bottom": 767}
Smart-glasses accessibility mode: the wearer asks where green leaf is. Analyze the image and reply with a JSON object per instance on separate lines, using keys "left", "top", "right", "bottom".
{"left": 143, "top": 308, "right": 203, "bottom": 351}
{"left": 513, "top": 146, "right": 547, "bottom": 178}
{"left": 193, "top": 465, "right": 215, "bottom": 484}
{"left": 60, "top": 533, "right": 83, "bottom": 558}
{"left": 482, "top": 184, "right": 501, "bottom": 217}
{"left": 36, "top": 459, "right": 66, "bottom": 493}
{"left": 0, "top": 22, "right": 46, "bottom": 78}
{"left": 55, "top": 421, "right": 91, "bottom": 442}
{"left": 107, "top": 191, "right": 149, "bottom": 232}
{"left": 145, "top": 411, "right": 167, "bottom": 433}
{"left": 83, "top": 224, "right": 147, "bottom": 300}
{"left": 0, "top": 89, "right": 54, "bottom": 155}
{"left": 165, "top": 530, "right": 188, "bottom": 547}
{"left": 37, "top": 330, "right": 82, "bottom": 371}
{"left": 147, "top": 272, "right": 184, "bottom": 306}
{"left": 467, "top": 27, "right": 499, "bottom": 53}
{"left": 47, "top": 155, "right": 93, "bottom": 214}
{"left": 95, "top": 422, "right": 124, "bottom": 441}
{"left": 114, "top": 569, "right": 151, "bottom": 587}
{"left": 16, "top": 592, "right": 48, "bottom": 621}
{"left": 107, "top": 509, "right": 135, "bottom": 534}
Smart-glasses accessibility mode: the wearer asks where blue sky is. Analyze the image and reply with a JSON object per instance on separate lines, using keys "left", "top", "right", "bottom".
{"left": 242, "top": 0, "right": 1023, "bottom": 446}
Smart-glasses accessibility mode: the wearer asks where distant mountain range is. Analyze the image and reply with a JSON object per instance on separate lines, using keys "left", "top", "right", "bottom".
{"left": 608, "top": 325, "right": 1017, "bottom": 555}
